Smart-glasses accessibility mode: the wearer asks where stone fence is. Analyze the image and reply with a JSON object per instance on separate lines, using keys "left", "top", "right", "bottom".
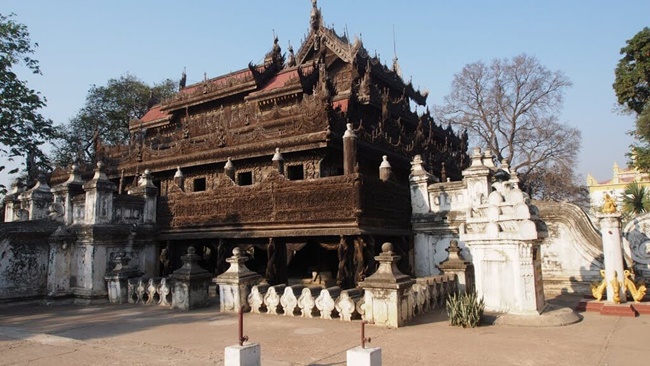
{"left": 244, "top": 273, "right": 457, "bottom": 325}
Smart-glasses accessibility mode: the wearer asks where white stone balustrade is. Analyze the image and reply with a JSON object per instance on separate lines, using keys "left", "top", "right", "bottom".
{"left": 315, "top": 286, "right": 341, "bottom": 319}
{"left": 411, "top": 283, "right": 427, "bottom": 315}
{"left": 248, "top": 284, "right": 270, "bottom": 314}
{"left": 146, "top": 278, "right": 159, "bottom": 304}
{"left": 298, "top": 286, "right": 320, "bottom": 318}
{"left": 158, "top": 278, "right": 171, "bottom": 307}
{"left": 280, "top": 285, "right": 304, "bottom": 316}
{"left": 355, "top": 297, "right": 366, "bottom": 321}
{"left": 335, "top": 288, "right": 362, "bottom": 321}
{"left": 263, "top": 285, "right": 286, "bottom": 315}
{"left": 136, "top": 278, "right": 147, "bottom": 303}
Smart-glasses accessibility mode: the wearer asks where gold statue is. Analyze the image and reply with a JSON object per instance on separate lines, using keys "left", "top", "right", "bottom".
{"left": 624, "top": 270, "right": 647, "bottom": 303}
{"left": 602, "top": 193, "right": 617, "bottom": 214}
{"left": 611, "top": 270, "right": 622, "bottom": 304}
{"left": 591, "top": 269, "right": 607, "bottom": 301}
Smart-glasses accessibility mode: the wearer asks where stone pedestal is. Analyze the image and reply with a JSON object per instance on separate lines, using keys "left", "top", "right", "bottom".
{"left": 343, "top": 123, "right": 357, "bottom": 175}
{"left": 272, "top": 148, "right": 285, "bottom": 175}
{"left": 358, "top": 243, "right": 415, "bottom": 328}
{"left": 215, "top": 248, "right": 262, "bottom": 312}
{"left": 83, "top": 162, "right": 116, "bottom": 225}
{"left": 346, "top": 346, "right": 382, "bottom": 366}
{"left": 437, "top": 239, "right": 474, "bottom": 293}
{"left": 127, "top": 169, "right": 158, "bottom": 224}
{"left": 224, "top": 343, "right": 261, "bottom": 366}
{"left": 598, "top": 213, "right": 627, "bottom": 303}
{"left": 466, "top": 242, "right": 544, "bottom": 315}
{"left": 409, "top": 155, "right": 433, "bottom": 215}
{"left": 171, "top": 247, "right": 212, "bottom": 310}
{"left": 50, "top": 164, "right": 84, "bottom": 225}
{"left": 3, "top": 181, "right": 24, "bottom": 222}
{"left": 460, "top": 156, "right": 547, "bottom": 315}
{"left": 22, "top": 177, "right": 53, "bottom": 220}
{"left": 105, "top": 251, "right": 142, "bottom": 304}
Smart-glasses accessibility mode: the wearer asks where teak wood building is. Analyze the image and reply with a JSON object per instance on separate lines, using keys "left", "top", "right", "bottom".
{"left": 59, "top": 2, "right": 468, "bottom": 288}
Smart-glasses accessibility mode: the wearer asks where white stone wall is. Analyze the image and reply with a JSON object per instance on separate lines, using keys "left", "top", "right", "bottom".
{"left": 414, "top": 233, "right": 472, "bottom": 277}
{"left": 0, "top": 235, "right": 50, "bottom": 301}
{"left": 410, "top": 151, "right": 619, "bottom": 299}
{"left": 541, "top": 219, "right": 603, "bottom": 294}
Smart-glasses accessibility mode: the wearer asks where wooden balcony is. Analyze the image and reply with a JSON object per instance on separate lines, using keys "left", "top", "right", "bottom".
{"left": 157, "top": 173, "right": 410, "bottom": 239}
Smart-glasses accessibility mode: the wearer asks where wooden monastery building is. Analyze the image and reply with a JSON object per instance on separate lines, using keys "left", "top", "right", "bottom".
{"left": 53, "top": 1, "right": 468, "bottom": 288}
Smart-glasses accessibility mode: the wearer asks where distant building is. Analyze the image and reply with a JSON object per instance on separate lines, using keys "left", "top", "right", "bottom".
{"left": 587, "top": 162, "right": 650, "bottom": 208}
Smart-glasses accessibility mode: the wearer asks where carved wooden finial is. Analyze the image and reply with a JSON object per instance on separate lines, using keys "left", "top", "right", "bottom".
{"left": 310, "top": 0, "right": 321, "bottom": 30}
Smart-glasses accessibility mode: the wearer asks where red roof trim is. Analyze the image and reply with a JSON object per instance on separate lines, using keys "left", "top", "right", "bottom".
{"left": 140, "top": 105, "right": 169, "bottom": 123}
{"left": 333, "top": 98, "right": 349, "bottom": 112}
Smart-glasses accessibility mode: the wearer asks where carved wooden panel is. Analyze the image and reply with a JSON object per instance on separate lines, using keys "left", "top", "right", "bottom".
{"left": 157, "top": 175, "right": 358, "bottom": 230}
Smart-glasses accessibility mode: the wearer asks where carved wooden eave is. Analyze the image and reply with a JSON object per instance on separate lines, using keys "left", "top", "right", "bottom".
{"left": 114, "top": 130, "right": 330, "bottom": 176}
{"left": 128, "top": 115, "right": 172, "bottom": 133}
{"left": 161, "top": 79, "right": 257, "bottom": 112}
{"left": 158, "top": 64, "right": 276, "bottom": 113}
{"left": 295, "top": 24, "right": 358, "bottom": 67}
{"left": 360, "top": 55, "right": 427, "bottom": 106}
{"left": 246, "top": 71, "right": 305, "bottom": 103}
{"left": 158, "top": 219, "right": 411, "bottom": 240}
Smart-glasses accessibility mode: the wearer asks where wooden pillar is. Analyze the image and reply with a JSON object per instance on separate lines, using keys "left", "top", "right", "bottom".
{"left": 216, "top": 238, "right": 230, "bottom": 276}
{"left": 364, "top": 236, "right": 377, "bottom": 277}
{"left": 265, "top": 238, "right": 288, "bottom": 285}
{"left": 160, "top": 241, "right": 172, "bottom": 277}
{"left": 337, "top": 236, "right": 353, "bottom": 289}
{"left": 353, "top": 236, "right": 365, "bottom": 285}
{"left": 276, "top": 239, "right": 287, "bottom": 285}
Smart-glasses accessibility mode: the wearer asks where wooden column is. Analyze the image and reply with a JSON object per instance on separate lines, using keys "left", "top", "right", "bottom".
{"left": 265, "top": 238, "right": 288, "bottom": 285}
{"left": 216, "top": 238, "right": 231, "bottom": 276}
{"left": 337, "top": 236, "right": 353, "bottom": 289}
{"left": 353, "top": 236, "right": 366, "bottom": 285}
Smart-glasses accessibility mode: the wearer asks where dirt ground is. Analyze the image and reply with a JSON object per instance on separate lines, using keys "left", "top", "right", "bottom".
{"left": 0, "top": 295, "right": 648, "bottom": 366}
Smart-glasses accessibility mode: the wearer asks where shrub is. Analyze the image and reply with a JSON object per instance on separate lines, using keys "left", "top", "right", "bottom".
{"left": 445, "top": 291, "right": 485, "bottom": 328}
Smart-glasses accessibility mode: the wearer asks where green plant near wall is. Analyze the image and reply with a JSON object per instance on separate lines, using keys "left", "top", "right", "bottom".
{"left": 622, "top": 181, "right": 650, "bottom": 217}
{"left": 445, "top": 291, "right": 485, "bottom": 328}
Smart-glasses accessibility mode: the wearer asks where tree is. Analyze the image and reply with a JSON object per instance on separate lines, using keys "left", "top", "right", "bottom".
{"left": 0, "top": 13, "right": 55, "bottom": 191}
{"left": 622, "top": 181, "right": 650, "bottom": 217}
{"left": 436, "top": 54, "right": 580, "bottom": 199}
{"left": 613, "top": 27, "right": 650, "bottom": 171}
{"left": 52, "top": 74, "right": 176, "bottom": 167}
{"left": 523, "top": 163, "right": 590, "bottom": 209}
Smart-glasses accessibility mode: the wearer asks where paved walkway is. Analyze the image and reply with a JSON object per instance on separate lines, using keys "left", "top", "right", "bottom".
{"left": 0, "top": 295, "right": 648, "bottom": 366}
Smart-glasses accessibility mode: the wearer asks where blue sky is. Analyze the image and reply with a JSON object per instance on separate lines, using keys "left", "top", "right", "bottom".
{"left": 2, "top": 0, "right": 649, "bottom": 187}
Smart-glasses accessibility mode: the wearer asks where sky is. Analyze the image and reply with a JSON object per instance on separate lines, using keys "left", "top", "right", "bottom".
{"left": 2, "top": 0, "right": 649, "bottom": 188}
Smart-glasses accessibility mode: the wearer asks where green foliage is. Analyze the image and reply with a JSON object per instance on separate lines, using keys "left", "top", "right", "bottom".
{"left": 614, "top": 27, "right": 650, "bottom": 116}
{"left": 51, "top": 74, "right": 176, "bottom": 166}
{"left": 445, "top": 291, "right": 485, "bottom": 328}
{"left": 622, "top": 181, "right": 650, "bottom": 216}
{"left": 0, "top": 13, "right": 55, "bottom": 191}
{"left": 614, "top": 28, "right": 650, "bottom": 172}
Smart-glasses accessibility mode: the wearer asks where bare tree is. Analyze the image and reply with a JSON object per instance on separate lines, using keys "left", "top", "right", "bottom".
{"left": 436, "top": 54, "right": 581, "bottom": 197}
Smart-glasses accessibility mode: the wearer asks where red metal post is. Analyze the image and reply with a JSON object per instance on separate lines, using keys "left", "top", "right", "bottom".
{"left": 238, "top": 306, "right": 249, "bottom": 346}
{"left": 361, "top": 320, "right": 371, "bottom": 349}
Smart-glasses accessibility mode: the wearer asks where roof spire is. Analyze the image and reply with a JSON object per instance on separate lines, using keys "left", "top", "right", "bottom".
{"left": 179, "top": 67, "right": 186, "bottom": 90}
{"left": 392, "top": 25, "right": 402, "bottom": 77}
{"left": 310, "top": 0, "right": 321, "bottom": 30}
